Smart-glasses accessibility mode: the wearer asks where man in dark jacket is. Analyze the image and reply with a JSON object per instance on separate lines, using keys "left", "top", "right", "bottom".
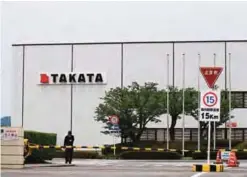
{"left": 64, "top": 131, "right": 74, "bottom": 164}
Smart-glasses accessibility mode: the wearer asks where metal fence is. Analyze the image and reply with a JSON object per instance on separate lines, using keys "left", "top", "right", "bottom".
{"left": 140, "top": 128, "right": 247, "bottom": 141}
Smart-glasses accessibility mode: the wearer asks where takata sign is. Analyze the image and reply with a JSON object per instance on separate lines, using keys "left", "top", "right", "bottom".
{"left": 39, "top": 72, "right": 107, "bottom": 85}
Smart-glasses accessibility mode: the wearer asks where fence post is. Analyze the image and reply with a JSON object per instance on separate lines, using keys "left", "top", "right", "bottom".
{"left": 243, "top": 129, "right": 245, "bottom": 141}
{"left": 155, "top": 129, "right": 157, "bottom": 141}
{"left": 190, "top": 129, "right": 192, "bottom": 141}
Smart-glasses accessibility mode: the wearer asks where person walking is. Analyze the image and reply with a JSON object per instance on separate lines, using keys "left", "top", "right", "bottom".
{"left": 64, "top": 131, "right": 74, "bottom": 164}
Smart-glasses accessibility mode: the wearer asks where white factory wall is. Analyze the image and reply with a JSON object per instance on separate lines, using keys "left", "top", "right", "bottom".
{"left": 72, "top": 44, "right": 121, "bottom": 145}
{"left": 11, "top": 46, "right": 23, "bottom": 127}
{"left": 224, "top": 42, "right": 247, "bottom": 129}
{"left": 23, "top": 45, "right": 71, "bottom": 145}
{"left": 11, "top": 42, "right": 247, "bottom": 146}
{"left": 227, "top": 42, "right": 247, "bottom": 91}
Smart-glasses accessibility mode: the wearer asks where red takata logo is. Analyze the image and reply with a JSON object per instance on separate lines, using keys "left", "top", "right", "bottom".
{"left": 40, "top": 74, "right": 49, "bottom": 83}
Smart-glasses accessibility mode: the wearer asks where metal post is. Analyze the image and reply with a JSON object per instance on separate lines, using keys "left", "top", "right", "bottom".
{"left": 182, "top": 53, "right": 185, "bottom": 156}
{"left": 213, "top": 53, "right": 216, "bottom": 150}
{"left": 207, "top": 121, "right": 211, "bottom": 164}
{"left": 228, "top": 53, "right": 232, "bottom": 150}
{"left": 166, "top": 54, "right": 170, "bottom": 150}
{"left": 113, "top": 132, "right": 116, "bottom": 156}
{"left": 197, "top": 53, "right": 201, "bottom": 151}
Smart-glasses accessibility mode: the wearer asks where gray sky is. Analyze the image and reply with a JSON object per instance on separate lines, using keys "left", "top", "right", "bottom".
{"left": 1, "top": 1, "right": 247, "bottom": 116}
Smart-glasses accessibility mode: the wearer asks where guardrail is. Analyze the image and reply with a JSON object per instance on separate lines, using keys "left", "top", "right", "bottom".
{"left": 27, "top": 144, "right": 247, "bottom": 152}
{"left": 23, "top": 139, "right": 247, "bottom": 159}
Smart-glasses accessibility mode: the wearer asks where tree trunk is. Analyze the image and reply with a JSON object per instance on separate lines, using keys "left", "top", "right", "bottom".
{"left": 169, "top": 116, "right": 177, "bottom": 141}
{"left": 130, "top": 133, "right": 136, "bottom": 143}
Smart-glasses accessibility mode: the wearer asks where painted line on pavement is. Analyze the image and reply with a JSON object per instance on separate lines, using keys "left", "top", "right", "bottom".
{"left": 191, "top": 172, "right": 207, "bottom": 177}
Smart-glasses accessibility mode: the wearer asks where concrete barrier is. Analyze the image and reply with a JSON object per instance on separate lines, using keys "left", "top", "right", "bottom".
{"left": 1, "top": 127, "right": 24, "bottom": 169}
{"left": 192, "top": 164, "right": 224, "bottom": 172}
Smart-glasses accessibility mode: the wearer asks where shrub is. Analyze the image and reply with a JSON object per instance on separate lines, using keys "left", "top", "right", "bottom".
{"left": 54, "top": 150, "right": 102, "bottom": 159}
{"left": 175, "top": 150, "right": 193, "bottom": 157}
{"left": 102, "top": 141, "right": 203, "bottom": 155}
{"left": 119, "top": 151, "right": 182, "bottom": 160}
{"left": 236, "top": 151, "right": 247, "bottom": 159}
{"left": 201, "top": 140, "right": 242, "bottom": 149}
{"left": 192, "top": 151, "right": 247, "bottom": 160}
{"left": 234, "top": 141, "right": 247, "bottom": 149}
{"left": 101, "top": 144, "right": 123, "bottom": 155}
{"left": 24, "top": 130, "right": 57, "bottom": 164}
{"left": 192, "top": 151, "right": 217, "bottom": 160}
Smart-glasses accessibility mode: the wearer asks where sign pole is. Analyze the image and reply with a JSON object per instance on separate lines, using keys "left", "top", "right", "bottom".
{"left": 197, "top": 54, "right": 201, "bottom": 151}
{"left": 182, "top": 53, "right": 185, "bottom": 156}
{"left": 200, "top": 65, "right": 223, "bottom": 165}
{"left": 166, "top": 54, "right": 170, "bottom": 150}
{"left": 109, "top": 115, "right": 120, "bottom": 156}
{"left": 213, "top": 53, "right": 216, "bottom": 151}
{"left": 113, "top": 133, "right": 116, "bottom": 156}
{"left": 228, "top": 53, "right": 232, "bottom": 150}
{"left": 207, "top": 121, "right": 211, "bottom": 164}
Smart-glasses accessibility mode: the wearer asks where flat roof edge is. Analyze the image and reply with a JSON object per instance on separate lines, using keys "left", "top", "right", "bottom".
{"left": 12, "top": 39, "right": 247, "bottom": 46}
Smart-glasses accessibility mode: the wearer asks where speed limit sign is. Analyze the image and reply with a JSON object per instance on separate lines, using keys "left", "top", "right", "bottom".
{"left": 200, "top": 90, "right": 221, "bottom": 122}
{"left": 109, "top": 115, "right": 119, "bottom": 125}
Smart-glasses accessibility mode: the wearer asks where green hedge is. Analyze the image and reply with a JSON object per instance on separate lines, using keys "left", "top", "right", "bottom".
{"left": 24, "top": 130, "right": 57, "bottom": 164}
{"left": 201, "top": 140, "right": 242, "bottom": 149}
{"left": 119, "top": 151, "right": 182, "bottom": 160}
{"left": 54, "top": 150, "right": 102, "bottom": 159}
{"left": 234, "top": 141, "right": 247, "bottom": 149}
{"left": 192, "top": 151, "right": 247, "bottom": 160}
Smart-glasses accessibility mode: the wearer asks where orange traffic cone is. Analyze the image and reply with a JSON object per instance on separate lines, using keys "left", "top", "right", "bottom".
{"left": 227, "top": 151, "right": 239, "bottom": 167}
{"left": 214, "top": 150, "right": 223, "bottom": 164}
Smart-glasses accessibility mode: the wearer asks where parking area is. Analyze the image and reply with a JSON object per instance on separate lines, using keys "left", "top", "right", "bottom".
{"left": 2, "top": 160, "right": 247, "bottom": 177}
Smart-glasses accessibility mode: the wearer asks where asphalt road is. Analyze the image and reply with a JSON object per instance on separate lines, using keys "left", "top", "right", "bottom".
{"left": 2, "top": 159, "right": 247, "bottom": 177}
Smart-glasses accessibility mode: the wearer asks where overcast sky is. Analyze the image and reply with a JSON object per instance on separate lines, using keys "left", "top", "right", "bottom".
{"left": 1, "top": 1, "right": 247, "bottom": 116}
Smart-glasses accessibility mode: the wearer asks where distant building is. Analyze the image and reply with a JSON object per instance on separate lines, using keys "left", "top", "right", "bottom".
{"left": 1, "top": 116, "right": 11, "bottom": 127}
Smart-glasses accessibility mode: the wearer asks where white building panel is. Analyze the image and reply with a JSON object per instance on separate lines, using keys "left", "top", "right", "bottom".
{"left": 11, "top": 46, "right": 23, "bottom": 127}
{"left": 23, "top": 45, "right": 71, "bottom": 145}
{"left": 227, "top": 42, "right": 247, "bottom": 91}
{"left": 123, "top": 43, "right": 173, "bottom": 88}
{"left": 72, "top": 44, "right": 121, "bottom": 145}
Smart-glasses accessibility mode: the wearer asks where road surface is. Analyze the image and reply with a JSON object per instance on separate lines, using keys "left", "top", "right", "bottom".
{"left": 2, "top": 159, "right": 247, "bottom": 177}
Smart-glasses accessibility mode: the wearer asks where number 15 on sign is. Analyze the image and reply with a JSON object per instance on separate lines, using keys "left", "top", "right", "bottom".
{"left": 200, "top": 90, "right": 221, "bottom": 122}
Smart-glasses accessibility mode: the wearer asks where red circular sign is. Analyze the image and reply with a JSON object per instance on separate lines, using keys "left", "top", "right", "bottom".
{"left": 109, "top": 115, "right": 119, "bottom": 124}
{"left": 203, "top": 91, "right": 218, "bottom": 107}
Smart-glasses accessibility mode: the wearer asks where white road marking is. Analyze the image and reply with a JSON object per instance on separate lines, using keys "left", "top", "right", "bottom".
{"left": 190, "top": 172, "right": 207, "bottom": 177}
{"left": 154, "top": 164, "right": 164, "bottom": 167}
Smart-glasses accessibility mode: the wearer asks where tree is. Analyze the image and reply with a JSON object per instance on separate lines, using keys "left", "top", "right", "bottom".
{"left": 94, "top": 82, "right": 166, "bottom": 143}
{"left": 191, "top": 88, "right": 236, "bottom": 140}
{"left": 167, "top": 86, "right": 198, "bottom": 140}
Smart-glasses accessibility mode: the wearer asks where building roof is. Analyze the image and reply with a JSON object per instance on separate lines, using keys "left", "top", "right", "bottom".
{"left": 12, "top": 39, "right": 247, "bottom": 46}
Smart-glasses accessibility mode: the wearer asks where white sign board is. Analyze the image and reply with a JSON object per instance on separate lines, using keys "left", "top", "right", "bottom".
{"left": 1, "top": 128, "right": 19, "bottom": 140}
{"left": 199, "top": 90, "right": 220, "bottom": 122}
{"left": 221, "top": 151, "right": 230, "bottom": 161}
